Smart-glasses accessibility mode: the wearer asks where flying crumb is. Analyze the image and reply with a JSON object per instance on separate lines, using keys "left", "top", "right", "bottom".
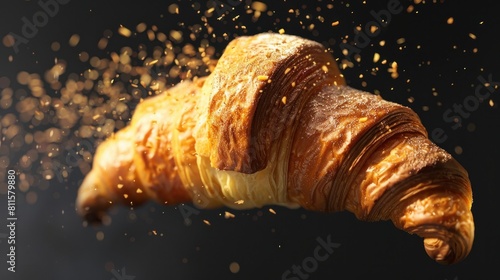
{"left": 388, "top": 61, "right": 399, "bottom": 79}
{"left": 281, "top": 96, "right": 287, "bottom": 104}
{"left": 224, "top": 211, "right": 235, "bottom": 219}
{"left": 229, "top": 262, "right": 240, "bottom": 273}
{"left": 68, "top": 34, "right": 80, "bottom": 47}
{"left": 168, "top": 3, "right": 180, "bottom": 14}
{"left": 96, "top": 231, "right": 104, "bottom": 241}
{"left": 118, "top": 26, "right": 132, "bottom": 37}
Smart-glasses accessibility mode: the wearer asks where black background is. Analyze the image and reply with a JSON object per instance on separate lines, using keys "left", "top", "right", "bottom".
{"left": 0, "top": 0, "right": 499, "bottom": 279}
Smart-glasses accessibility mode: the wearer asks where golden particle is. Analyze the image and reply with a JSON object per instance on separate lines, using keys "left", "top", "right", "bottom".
{"left": 97, "top": 38, "right": 108, "bottom": 50}
{"left": 79, "top": 51, "right": 89, "bottom": 62}
{"left": 96, "top": 231, "right": 104, "bottom": 241}
{"left": 26, "top": 191, "right": 38, "bottom": 204}
{"left": 170, "top": 30, "right": 183, "bottom": 43}
{"left": 251, "top": 1, "right": 267, "bottom": 12}
{"left": 388, "top": 61, "right": 399, "bottom": 79}
{"left": 257, "top": 75, "right": 269, "bottom": 81}
{"left": 17, "top": 71, "right": 31, "bottom": 85}
{"left": 168, "top": 4, "right": 179, "bottom": 14}
{"left": 224, "top": 211, "right": 235, "bottom": 219}
{"left": 69, "top": 34, "right": 80, "bottom": 47}
{"left": 51, "top": 41, "right": 60, "bottom": 51}
{"left": 136, "top": 22, "right": 147, "bottom": 33}
{"left": 118, "top": 26, "right": 132, "bottom": 38}
{"left": 2, "top": 34, "right": 15, "bottom": 47}
{"left": 0, "top": 76, "right": 10, "bottom": 88}
{"left": 229, "top": 262, "right": 240, "bottom": 273}
{"left": 447, "top": 17, "right": 454, "bottom": 24}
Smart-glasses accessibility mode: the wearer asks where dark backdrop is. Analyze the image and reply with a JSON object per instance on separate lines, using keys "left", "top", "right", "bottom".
{"left": 0, "top": 1, "right": 498, "bottom": 279}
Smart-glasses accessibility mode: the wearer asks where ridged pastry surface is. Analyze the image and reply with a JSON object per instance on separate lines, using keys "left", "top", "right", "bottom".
{"left": 77, "top": 33, "right": 474, "bottom": 264}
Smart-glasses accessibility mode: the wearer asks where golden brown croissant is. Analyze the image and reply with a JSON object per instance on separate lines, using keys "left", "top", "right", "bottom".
{"left": 76, "top": 33, "right": 474, "bottom": 265}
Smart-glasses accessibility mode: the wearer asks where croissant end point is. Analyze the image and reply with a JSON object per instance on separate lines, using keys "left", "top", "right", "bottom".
{"left": 424, "top": 237, "right": 453, "bottom": 264}
{"left": 76, "top": 173, "right": 112, "bottom": 225}
{"left": 76, "top": 198, "right": 108, "bottom": 225}
{"left": 424, "top": 235, "right": 471, "bottom": 265}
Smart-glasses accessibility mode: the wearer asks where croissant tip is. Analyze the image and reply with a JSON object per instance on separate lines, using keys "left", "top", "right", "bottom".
{"left": 76, "top": 200, "right": 106, "bottom": 224}
{"left": 75, "top": 175, "right": 113, "bottom": 224}
{"left": 423, "top": 236, "right": 470, "bottom": 265}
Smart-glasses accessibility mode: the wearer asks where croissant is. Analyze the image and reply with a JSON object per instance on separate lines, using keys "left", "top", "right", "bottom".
{"left": 76, "top": 33, "right": 474, "bottom": 265}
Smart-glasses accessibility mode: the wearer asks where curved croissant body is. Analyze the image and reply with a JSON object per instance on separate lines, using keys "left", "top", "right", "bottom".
{"left": 76, "top": 33, "right": 474, "bottom": 264}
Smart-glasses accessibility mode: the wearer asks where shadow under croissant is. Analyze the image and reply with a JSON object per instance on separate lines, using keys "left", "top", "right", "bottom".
{"left": 75, "top": 32, "right": 474, "bottom": 265}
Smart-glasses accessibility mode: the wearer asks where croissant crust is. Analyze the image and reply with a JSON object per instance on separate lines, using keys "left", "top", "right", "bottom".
{"left": 76, "top": 33, "right": 474, "bottom": 265}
